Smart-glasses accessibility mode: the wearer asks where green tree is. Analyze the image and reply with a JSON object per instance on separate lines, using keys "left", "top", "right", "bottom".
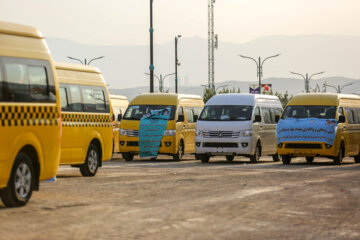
{"left": 202, "top": 87, "right": 216, "bottom": 103}
{"left": 218, "top": 87, "right": 241, "bottom": 94}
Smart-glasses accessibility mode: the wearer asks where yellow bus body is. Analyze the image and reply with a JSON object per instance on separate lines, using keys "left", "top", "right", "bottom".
{"left": 277, "top": 93, "right": 360, "bottom": 160}
{"left": 0, "top": 22, "right": 61, "bottom": 206}
{"left": 119, "top": 93, "right": 204, "bottom": 161}
{"left": 56, "top": 62, "right": 113, "bottom": 176}
{"left": 110, "top": 94, "right": 129, "bottom": 153}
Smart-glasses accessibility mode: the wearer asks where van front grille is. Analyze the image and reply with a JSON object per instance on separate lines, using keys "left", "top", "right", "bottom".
{"left": 285, "top": 143, "right": 322, "bottom": 149}
{"left": 203, "top": 142, "right": 238, "bottom": 148}
{"left": 202, "top": 131, "right": 240, "bottom": 138}
{"left": 126, "top": 130, "right": 139, "bottom": 137}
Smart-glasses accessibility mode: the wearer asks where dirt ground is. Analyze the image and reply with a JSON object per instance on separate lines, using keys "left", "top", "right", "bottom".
{"left": 1, "top": 154, "right": 360, "bottom": 240}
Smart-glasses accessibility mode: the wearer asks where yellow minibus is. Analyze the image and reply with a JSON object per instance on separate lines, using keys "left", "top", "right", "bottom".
{"left": 110, "top": 94, "right": 129, "bottom": 153}
{"left": 277, "top": 93, "right": 360, "bottom": 164}
{"left": 56, "top": 62, "right": 113, "bottom": 176}
{"left": 0, "top": 22, "right": 61, "bottom": 207}
{"left": 119, "top": 93, "right": 204, "bottom": 161}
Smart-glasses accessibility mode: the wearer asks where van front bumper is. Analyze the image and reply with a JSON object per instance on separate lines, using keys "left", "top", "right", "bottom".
{"left": 195, "top": 136, "right": 253, "bottom": 155}
{"left": 119, "top": 136, "right": 176, "bottom": 155}
{"left": 277, "top": 142, "right": 337, "bottom": 157}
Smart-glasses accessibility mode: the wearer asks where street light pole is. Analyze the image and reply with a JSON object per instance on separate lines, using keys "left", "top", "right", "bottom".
{"left": 149, "top": 0, "right": 154, "bottom": 93}
{"left": 290, "top": 71, "right": 325, "bottom": 93}
{"left": 325, "top": 82, "right": 354, "bottom": 93}
{"left": 216, "top": 84, "right": 228, "bottom": 93}
{"left": 175, "top": 35, "right": 182, "bottom": 94}
{"left": 238, "top": 54, "right": 280, "bottom": 94}
{"left": 67, "top": 56, "right": 104, "bottom": 65}
{"left": 145, "top": 72, "right": 175, "bottom": 92}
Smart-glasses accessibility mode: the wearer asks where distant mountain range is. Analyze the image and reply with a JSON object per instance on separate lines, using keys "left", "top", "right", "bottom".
{"left": 46, "top": 34, "right": 360, "bottom": 100}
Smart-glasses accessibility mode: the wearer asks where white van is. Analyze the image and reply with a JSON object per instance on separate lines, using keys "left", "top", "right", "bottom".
{"left": 195, "top": 94, "right": 283, "bottom": 163}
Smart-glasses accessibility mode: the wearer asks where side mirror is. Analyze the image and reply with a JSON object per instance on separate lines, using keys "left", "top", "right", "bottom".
{"left": 254, "top": 115, "right": 261, "bottom": 123}
{"left": 338, "top": 115, "right": 345, "bottom": 123}
{"left": 177, "top": 115, "right": 185, "bottom": 122}
{"left": 275, "top": 115, "right": 280, "bottom": 123}
{"left": 112, "top": 114, "right": 115, "bottom": 121}
{"left": 194, "top": 115, "right": 198, "bottom": 123}
{"left": 117, "top": 114, "right": 122, "bottom": 122}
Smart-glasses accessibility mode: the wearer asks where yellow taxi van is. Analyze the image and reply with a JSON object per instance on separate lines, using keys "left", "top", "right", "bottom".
{"left": 277, "top": 93, "right": 360, "bottom": 164}
{"left": 119, "top": 93, "right": 204, "bottom": 161}
{"left": 0, "top": 22, "right": 61, "bottom": 207}
{"left": 110, "top": 94, "right": 129, "bottom": 153}
{"left": 56, "top": 62, "right": 113, "bottom": 176}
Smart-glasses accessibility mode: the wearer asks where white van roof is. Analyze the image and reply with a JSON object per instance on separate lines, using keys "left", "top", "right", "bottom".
{"left": 206, "top": 93, "right": 280, "bottom": 106}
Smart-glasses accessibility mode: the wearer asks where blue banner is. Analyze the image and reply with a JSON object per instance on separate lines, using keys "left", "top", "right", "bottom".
{"left": 276, "top": 118, "right": 337, "bottom": 145}
{"left": 139, "top": 108, "right": 170, "bottom": 158}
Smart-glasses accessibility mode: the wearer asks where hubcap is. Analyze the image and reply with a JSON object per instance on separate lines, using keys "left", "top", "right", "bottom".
{"left": 88, "top": 150, "right": 98, "bottom": 173}
{"left": 14, "top": 163, "right": 31, "bottom": 200}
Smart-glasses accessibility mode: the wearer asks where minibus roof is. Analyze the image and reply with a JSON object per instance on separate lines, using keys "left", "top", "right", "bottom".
{"left": 55, "top": 62, "right": 101, "bottom": 74}
{"left": 0, "top": 21, "right": 43, "bottom": 39}
{"left": 110, "top": 94, "right": 128, "bottom": 100}
{"left": 288, "top": 93, "right": 360, "bottom": 106}
{"left": 130, "top": 93, "right": 203, "bottom": 105}
{"left": 206, "top": 93, "right": 279, "bottom": 106}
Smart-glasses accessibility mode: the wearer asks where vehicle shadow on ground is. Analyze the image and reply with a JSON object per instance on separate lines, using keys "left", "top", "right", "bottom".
{"left": 56, "top": 174, "right": 82, "bottom": 179}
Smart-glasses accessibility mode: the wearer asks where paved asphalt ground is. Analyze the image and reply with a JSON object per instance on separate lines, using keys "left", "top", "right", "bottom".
{"left": 1, "top": 155, "right": 360, "bottom": 240}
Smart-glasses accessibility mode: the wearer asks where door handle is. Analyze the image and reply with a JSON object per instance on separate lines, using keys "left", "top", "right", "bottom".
{"left": 183, "top": 124, "right": 186, "bottom": 128}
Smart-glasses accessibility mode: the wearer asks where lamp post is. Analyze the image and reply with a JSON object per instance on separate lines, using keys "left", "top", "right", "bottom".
{"left": 175, "top": 35, "right": 182, "bottom": 94}
{"left": 67, "top": 56, "right": 104, "bottom": 65}
{"left": 238, "top": 54, "right": 281, "bottom": 94}
{"left": 216, "top": 84, "right": 228, "bottom": 93}
{"left": 149, "top": 0, "right": 154, "bottom": 93}
{"left": 325, "top": 82, "right": 354, "bottom": 93}
{"left": 145, "top": 72, "right": 175, "bottom": 92}
{"left": 290, "top": 71, "right": 325, "bottom": 93}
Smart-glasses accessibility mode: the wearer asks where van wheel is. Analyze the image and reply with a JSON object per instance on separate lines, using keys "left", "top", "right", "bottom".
{"left": 333, "top": 147, "right": 344, "bottom": 165}
{"left": 306, "top": 157, "right": 314, "bottom": 163}
{"left": 200, "top": 155, "right": 210, "bottom": 163}
{"left": 0, "top": 152, "right": 35, "bottom": 207}
{"left": 226, "top": 155, "right": 234, "bottom": 162}
{"left": 354, "top": 153, "right": 360, "bottom": 163}
{"left": 250, "top": 143, "right": 260, "bottom": 163}
{"left": 282, "top": 155, "right": 291, "bottom": 164}
{"left": 122, "top": 153, "right": 134, "bottom": 162}
{"left": 272, "top": 154, "right": 280, "bottom": 162}
{"left": 173, "top": 142, "right": 184, "bottom": 161}
{"left": 80, "top": 144, "right": 99, "bottom": 177}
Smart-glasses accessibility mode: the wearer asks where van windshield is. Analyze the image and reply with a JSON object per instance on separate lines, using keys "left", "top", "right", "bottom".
{"left": 199, "top": 105, "right": 253, "bottom": 121}
{"left": 123, "top": 105, "right": 176, "bottom": 120}
{"left": 282, "top": 105, "right": 336, "bottom": 119}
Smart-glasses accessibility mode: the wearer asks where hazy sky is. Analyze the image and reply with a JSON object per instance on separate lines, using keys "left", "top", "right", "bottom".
{"left": 1, "top": 0, "right": 360, "bottom": 45}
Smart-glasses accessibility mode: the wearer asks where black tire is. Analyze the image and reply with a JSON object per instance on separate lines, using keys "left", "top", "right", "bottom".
{"left": 272, "top": 154, "right": 280, "bottom": 162}
{"left": 200, "top": 155, "right": 210, "bottom": 163}
{"left": 354, "top": 153, "right": 360, "bottom": 163}
{"left": 0, "top": 152, "right": 35, "bottom": 207}
{"left": 226, "top": 155, "right": 234, "bottom": 162}
{"left": 173, "top": 142, "right": 184, "bottom": 161}
{"left": 250, "top": 143, "right": 260, "bottom": 163}
{"left": 333, "top": 147, "right": 344, "bottom": 165}
{"left": 282, "top": 155, "right": 291, "bottom": 164}
{"left": 80, "top": 144, "right": 99, "bottom": 177}
{"left": 306, "top": 156, "right": 314, "bottom": 163}
{"left": 122, "top": 153, "right": 134, "bottom": 162}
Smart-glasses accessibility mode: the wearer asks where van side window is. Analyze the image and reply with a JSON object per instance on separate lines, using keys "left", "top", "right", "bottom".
{"left": 59, "top": 87, "right": 69, "bottom": 110}
{"left": 262, "top": 108, "right": 273, "bottom": 124}
{"left": 5, "top": 63, "right": 30, "bottom": 102}
{"left": 0, "top": 64, "right": 3, "bottom": 100}
{"left": 70, "top": 85, "right": 82, "bottom": 111}
{"left": 28, "top": 66, "right": 48, "bottom": 101}
{"left": 254, "top": 107, "right": 260, "bottom": 117}
{"left": 345, "top": 108, "right": 356, "bottom": 124}
{"left": 338, "top": 107, "right": 344, "bottom": 116}
{"left": 177, "top": 106, "right": 184, "bottom": 121}
{"left": 94, "top": 89, "right": 106, "bottom": 111}
{"left": 185, "top": 108, "right": 195, "bottom": 123}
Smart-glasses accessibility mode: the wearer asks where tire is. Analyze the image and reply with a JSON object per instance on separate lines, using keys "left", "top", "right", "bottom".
{"left": 226, "top": 155, "right": 234, "bottom": 162}
{"left": 122, "top": 153, "right": 134, "bottom": 162}
{"left": 272, "top": 154, "right": 280, "bottom": 162}
{"left": 306, "top": 156, "right": 314, "bottom": 163}
{"left": 250, "top": 143, "right": 260, "bottom": 163}
{"left": 80, "top": 144, "right": 99, "bottom": 177}
{"left": 354, "top": 153, "right": 360, "bottom": 163}
{"left": 200, "top": 155, "right": 210, "bottom": 163}
{"left": 0, "top": 152, "right": 35, "bottom": 207}
{"left": 173, "top": 142, "right": 184, "bottom": 161}
{"left": 281, "top": 155, "right": 291, "bottom": 164}
{"left": 333, "top": 147, "right": 344, "bottom": 165}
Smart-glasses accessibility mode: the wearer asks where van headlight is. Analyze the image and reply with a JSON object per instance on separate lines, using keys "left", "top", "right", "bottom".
{"left": 240, "top": 130, "right": 253, "bottom": 137}
{"left": 196, "top": 130, "right": 202, "bottom": 136}
{"left": 163, "top": 130, "right": 176, "bottom": 136}
{"left": 119, "top": 129, "right": 127, "bottom": 136}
